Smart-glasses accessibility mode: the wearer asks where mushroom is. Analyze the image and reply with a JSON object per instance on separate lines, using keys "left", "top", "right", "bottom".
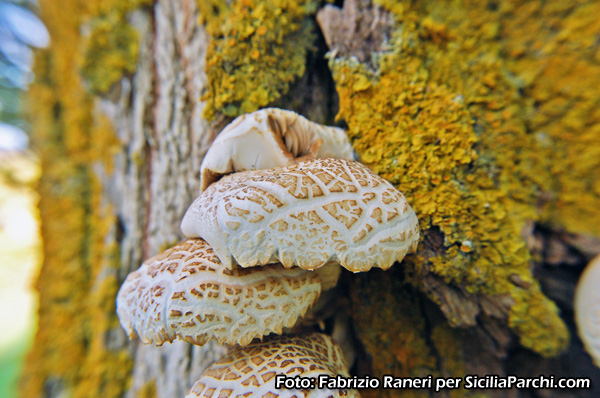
{"left": 574, "top": 254, "right": 600, "bottom": 367}
{"left": 181, "top": 158, "right": 420, "bottom": 272}
{"left": 186, "top": 333, "right": 360, "bottom": 398}
{"left": 199, "top": 108, "right": 355, "bottom": 192}
{"left": 116, "top": 239, "right": 322, "bottom": 346}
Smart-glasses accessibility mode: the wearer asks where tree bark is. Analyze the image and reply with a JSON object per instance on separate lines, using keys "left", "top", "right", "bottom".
{"left": 23, "top": 1, "right": 227, "bottom": 397}
{"left": 22, "top": 0, "right": 600, "bottom": 397}
{"left": 101, "top": 2, "right": 228, "bottom": 397}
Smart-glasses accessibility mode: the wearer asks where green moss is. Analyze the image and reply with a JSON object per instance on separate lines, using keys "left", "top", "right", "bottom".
{"left": 330, "top": 0, "right": 568, "bottom": 356}
{"left": 197, "top": 0, "right": 317, "bottom": 119}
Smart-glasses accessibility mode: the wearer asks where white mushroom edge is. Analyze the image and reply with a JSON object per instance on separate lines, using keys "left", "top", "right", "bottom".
{"left": 182, "top": 158, "right": 420, "bottom": 272}
{"left": 575, "top": 254, "right": 600, "bottom": 367}
{"left": 199, "top": 108, "right": 355, "bottom": 192}
{"left": 116, "top": 239, "right": 321, "bottom": 346}
{"left": 186, "top": 333, "right": 360, "bottom": 398}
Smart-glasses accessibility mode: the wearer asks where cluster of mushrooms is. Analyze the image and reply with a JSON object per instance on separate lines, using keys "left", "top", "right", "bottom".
{"left": 116, "top": 108, "right": 421, "bottom": 397}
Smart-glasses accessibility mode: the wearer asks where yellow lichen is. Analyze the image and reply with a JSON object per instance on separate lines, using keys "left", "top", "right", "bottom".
{"left": 136, "top": 380, "right": 157, "bottom": 398}
{"left": 331, "top": 0, "right": 569, "bottom": 356}
{"left": 20, "top": 0, "right": 139, "bottom": 397}
{"left": 197, "top": 0, "right": 317, "bottom": 119}
{"left": 81, "top": 0, "right": 153, "bottom": 94}
{"left": 81, "top": 16, "right": 140, "bottom": 94}
{"left": 501, "top": 1, "right": 600, "bottom": 237}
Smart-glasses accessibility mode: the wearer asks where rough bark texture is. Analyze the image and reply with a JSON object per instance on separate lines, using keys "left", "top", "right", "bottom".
{"left": 103, "top": 2, "right": 228, "bottom": 397}
{"left": 21, "top": 0, "right": 600, "bottom": 397}
{"left": 22, "top": 1, "right": 226, "bottom": 397}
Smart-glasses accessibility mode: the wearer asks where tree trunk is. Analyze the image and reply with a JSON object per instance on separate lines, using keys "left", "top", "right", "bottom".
{"left": 22, "top": 1, "right": 227, "bottom": 397}
{"left": 21, "top": 0, "right": 600, "bottom": 397}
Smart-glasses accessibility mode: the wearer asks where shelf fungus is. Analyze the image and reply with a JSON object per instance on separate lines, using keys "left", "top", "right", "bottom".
{"left": 199, "top": 108, "right": 355, "bottom": 192}
{"left": 116, "top": 239, "right": 321, "bottom": 346}
{"left": 186, "top": 333, "right": 360, "bottom": 398}
{"left": 182, "top": 158, "right": 420, "bottom": 272}
{"left": 575, "top": 255, "right": 600, "bottom": 367}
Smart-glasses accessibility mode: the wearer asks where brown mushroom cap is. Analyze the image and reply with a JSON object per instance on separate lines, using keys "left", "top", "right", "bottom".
{"left": 181, "top": 158, "right": 420, "bottom": 272}
{"left": 199, "top": 108, "right": 355, "bottom": 192}
{"left": 116, "top": 239, "right": 321, "bottom": 346}
{"left": 186, "top": 333, "right": 360, "bottom": 398}
{"left": 574, "top": 254, "right": 600, "bottom": 367}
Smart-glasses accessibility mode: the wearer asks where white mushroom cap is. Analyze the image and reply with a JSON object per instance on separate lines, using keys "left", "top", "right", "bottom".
{"left": 181, "top": 158, "right": 420, "bottom": 272}
{"left": 116, "top": 239, "right": 321, "bottom": 346}
{"left": 199, "top": 108, "right": 355, "bottom": 192}
{"left": 575, "top": 254, "right": 600, "bottom": 367}
{"left": 186, "top": 333, "right": 360, "bottom": 398}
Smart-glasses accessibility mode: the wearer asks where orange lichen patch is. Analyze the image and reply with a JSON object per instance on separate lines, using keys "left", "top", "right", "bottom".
{"left": 331, "top": 0, "right": 568, "bottom": 356}
{"left": 20, "top": 0, "right": 92, "bottom": 390}
{"left": 20, "top": 0, "right": 137, "bottom": 397}
{"left": 197, "top": 0, "right": 317, "bottom": 119}
{"left": 351, "top": 273, "right": 489, "bottom": 398}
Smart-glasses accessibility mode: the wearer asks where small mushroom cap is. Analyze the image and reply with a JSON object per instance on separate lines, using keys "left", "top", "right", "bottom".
{"left": 575, "top": 255, "right": 600, "bottom": 367}
{"left": 199, "top": 108, "right": 355, "bottom": 191}
{"left": 181, "top": 158, "right": 420, "bottom": 272}
{"left": 116, "top": 239, "right": 321, "bottom": 346}
{"left": 186, "top": 333, "right": 360, "bottom": 398}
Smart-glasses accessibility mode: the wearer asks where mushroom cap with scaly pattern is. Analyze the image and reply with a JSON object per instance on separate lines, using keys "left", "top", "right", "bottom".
{"left": 186, "top": 333, "right": 360, "bottom": 398}
{"left": 575, "top": 254, "right": 600, "bottom": 367}
{"left": 199, "top": 108, "right": 355, "bottom": 192}
{"left": 116, "top": 239, "right": 321, "bottom": 346}
{"left": 181, "top": 158, "right": 420, "bottom": 272}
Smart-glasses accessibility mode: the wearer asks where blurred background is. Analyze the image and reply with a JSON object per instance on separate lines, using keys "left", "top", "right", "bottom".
{"left": 0, "top": 0, "right": 47, "bottom": 397}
